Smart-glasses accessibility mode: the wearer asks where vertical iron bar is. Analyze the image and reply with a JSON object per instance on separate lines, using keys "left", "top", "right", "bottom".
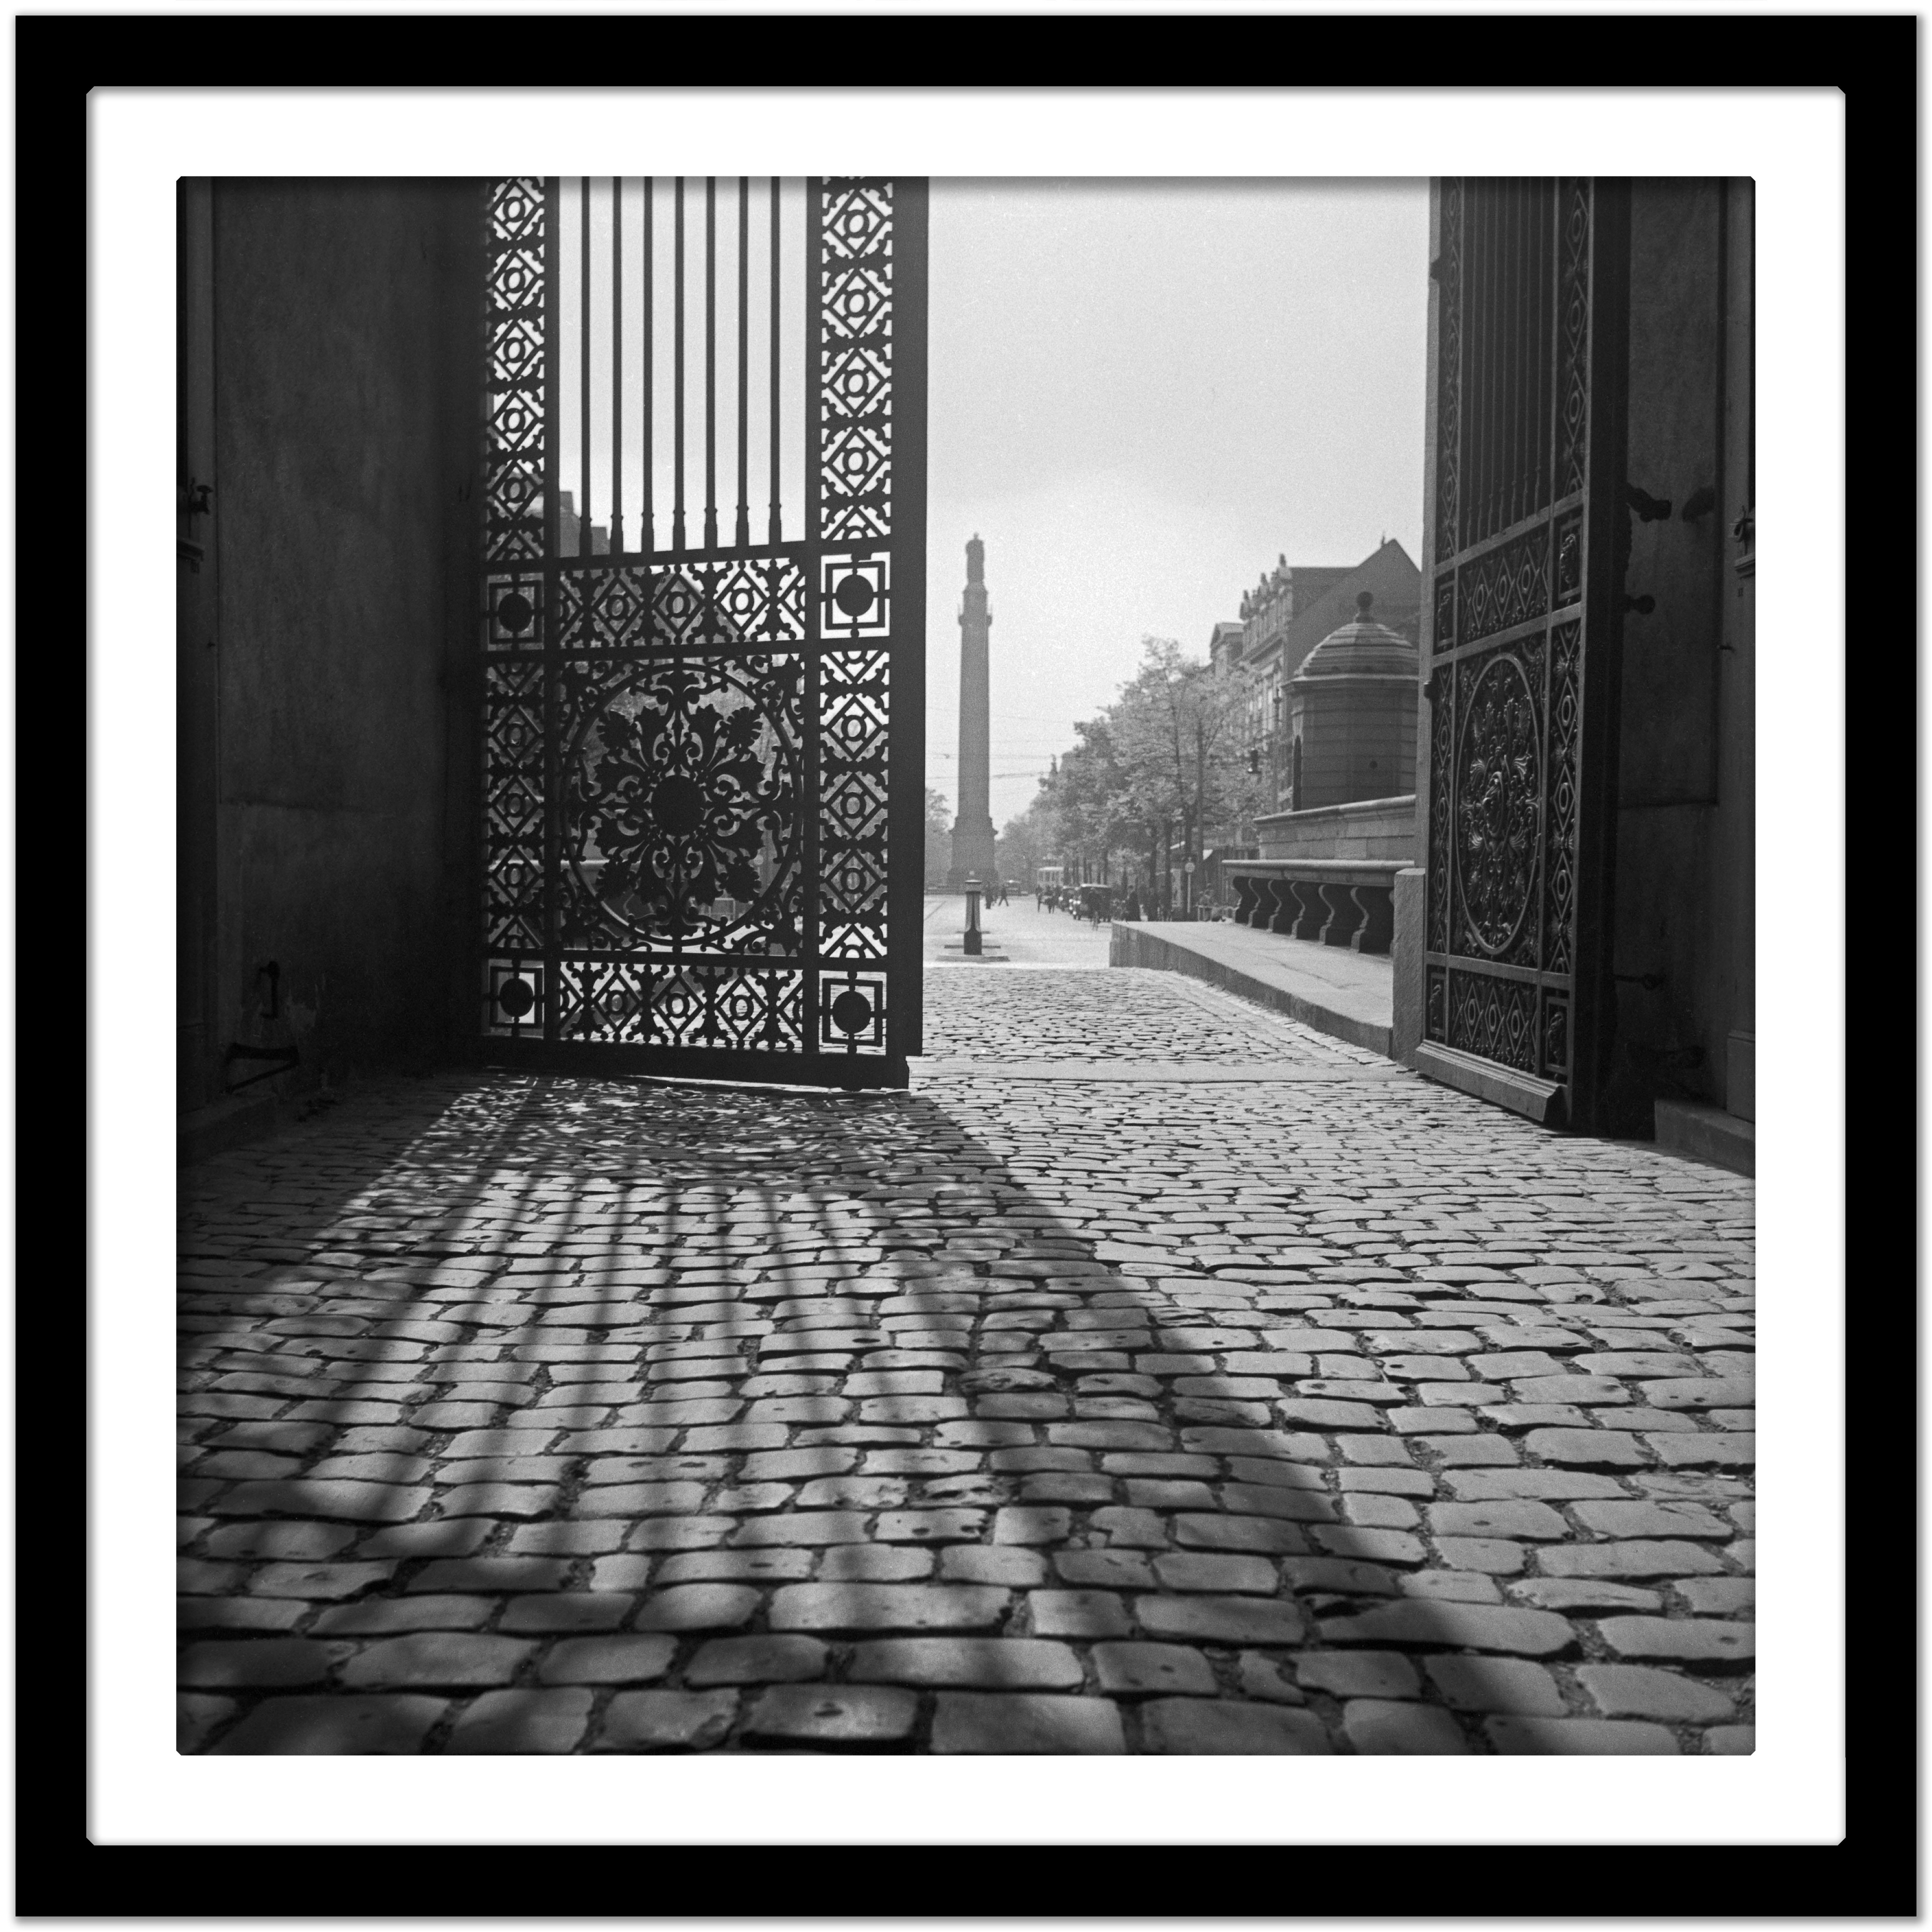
{"left": 705, "top": 176, "right": 718, "bottom": 550}
{"left": 1491, "top": 185, "right": 1505, "bottom": 536}
{"left": 890, "top": 178, "right": 930, "bottom": 1068}
{"left": 736, "top": 175, "right": 750, "bottom": 548}
{"left": 1507, "top": 183, "right": 1522, "bottom": 529}
{"left": 1546, "top": 180, "right": 1562, "bottom": 509}
{"left": 673, "top": 178, "right": 686, "bottom": 551}
{"left": 804, "top": 178, "right": 822, "bottom": 1060}
{"left": 1508, "top": 183, "right": 1522, "bottom": 529}
{"left": 543, "top": 178, "right": 562, "bottom": 1042}
{"left": 1471, "top": 183, "right": 1488, "bottom": 544}
{"left": 580, "top": 177, "right": 591, "bottom": 559}
{"left": 611, "top": 177, "right": 623, "bottom": 554}
{"left": 769, "top": 177, "right": 782, "bottom": 546}
{"left": 1493, "top": 184, "right": 1506, "bottom": 535}
{"left": 643, "top": 178, "right": 654, "bottom": 553}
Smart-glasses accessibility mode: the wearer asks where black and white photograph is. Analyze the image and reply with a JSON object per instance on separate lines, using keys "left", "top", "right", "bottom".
{"left": 171, "top": 161, "right": 1762, "bottom": 1762}
{"left": 56, "top": 44, "right": 1872, "bottom": 1876}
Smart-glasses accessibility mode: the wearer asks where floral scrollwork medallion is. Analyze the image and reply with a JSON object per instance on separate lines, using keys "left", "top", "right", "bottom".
{"left": 563, "top": 655, "right": 804, "bottom": 951}
{"left": 1453, "top": 653, "right": 1542, "bottom": 956}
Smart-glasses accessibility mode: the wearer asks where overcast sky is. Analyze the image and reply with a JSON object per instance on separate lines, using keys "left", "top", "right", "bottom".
{"left": 925, "top": 177, "right": 1430, "bottom": 830}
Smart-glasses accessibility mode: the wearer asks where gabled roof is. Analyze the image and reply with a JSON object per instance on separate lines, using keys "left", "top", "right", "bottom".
{"left": 1253, "top": 538, "right": 1421, "bottom": 680}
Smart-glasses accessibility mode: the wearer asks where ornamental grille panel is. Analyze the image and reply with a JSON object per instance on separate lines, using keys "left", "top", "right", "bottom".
{"left": 1422, "top": 179, "right": 1628, "bottom": 1129}
{"left": 480, "top": 177, "right": 926, "bottom": 1086}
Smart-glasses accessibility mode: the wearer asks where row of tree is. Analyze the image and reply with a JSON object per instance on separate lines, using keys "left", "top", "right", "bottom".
{"left": 992, "top": 637, "right": 1268, "bottom": 916}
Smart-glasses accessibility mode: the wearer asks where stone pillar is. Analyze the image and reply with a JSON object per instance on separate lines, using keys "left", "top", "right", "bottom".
{"left": 948, "top": 534, "right": 997, "bottom": 888}
{"left": 1391, "top": 865, "right": 1427, "bottom": 1067}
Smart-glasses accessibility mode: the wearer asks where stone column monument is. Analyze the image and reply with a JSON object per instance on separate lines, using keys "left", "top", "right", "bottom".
{"left": 947, "top": 534, "right": 998, "bottom": 889}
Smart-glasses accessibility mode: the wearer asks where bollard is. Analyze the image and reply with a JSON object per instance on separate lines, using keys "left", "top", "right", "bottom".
{"left": 963, "top": 876, "right": 983, "bottom": 956}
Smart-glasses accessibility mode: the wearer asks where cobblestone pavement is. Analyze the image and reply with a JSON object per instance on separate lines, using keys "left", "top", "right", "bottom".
{"left": 179, "top": 967, "right": 1754, "bottom": 1755}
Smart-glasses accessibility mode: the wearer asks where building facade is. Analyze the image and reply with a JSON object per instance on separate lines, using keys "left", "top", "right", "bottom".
{"left": 1233, "top": 539, "right": 1422, "bottom": 814}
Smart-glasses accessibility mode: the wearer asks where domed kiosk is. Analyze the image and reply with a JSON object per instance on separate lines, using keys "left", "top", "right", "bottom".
{"left": 1221, "top": 589, "right": 1421, "bottom": 958}
{"left": 1287, "top": 590, "right": 1418, "bottom": 811}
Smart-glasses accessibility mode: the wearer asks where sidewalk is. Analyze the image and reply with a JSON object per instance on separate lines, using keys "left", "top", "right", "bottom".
{"left": 1111, "top": 919, "right": 1395, "bottom": 1057}
{"left": 179, "top": 964, "right": 1753, "bottom": 1755}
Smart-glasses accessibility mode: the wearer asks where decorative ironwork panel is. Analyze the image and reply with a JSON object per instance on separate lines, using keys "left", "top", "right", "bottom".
{"left": 482, "top": 657, "right": 546, "bottom": 958}
{"left": 1447, "top": 968, "right": 1538, "bottom": 1073}
{"left": 819, "top": 649, "right": 890, "bottom": 962}
{"left": 1557, "top": 179, "right": 1593, "bottom": 502}
{"left": 478, "top": 177, "right": 922, "bottom": 1084}
{"left": 1541, "top": 620, "right": 1581, "bottom": 976}
{"left": 1457, "top": 522, "right": 1550, "bottom": 645}
{"left": 484, "top": 179, "right": 547, "bottom": 569}
{"left": 819, "top": 182, "right": 894, "bottom": 545}
{"left": 1424, "top": 175, "right": 1623, "bottom": 1128}
{"left": 1425, "top": 675, "right": 1454, "bottom": 955}
{"left": 557, "top": 651, "right": 805, "bottom": 958}
{"left": 485, "top": 957, "right": 546, "bottom": 1039}
{"left": 559, "top": 557, "right": 808, "bottom": 654}
{"left": 555, "top": 958, "right": 806, "bottom": 1050}
{"left": 1452, "top": 643, "right": 1544, "bottom": 962}
{"left": 819, "top": 967, "right": 888, "bottom": 1056}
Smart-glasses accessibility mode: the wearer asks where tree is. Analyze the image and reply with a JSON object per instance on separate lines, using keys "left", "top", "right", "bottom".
{"left": 924, "top": 787, "right": 952, "bottom": 889}
{"left": 995, "top": 793, "right": 1052, "bottom": 891}
{"left": 1107, "top": 638, "right": 1265, "bottom": 916}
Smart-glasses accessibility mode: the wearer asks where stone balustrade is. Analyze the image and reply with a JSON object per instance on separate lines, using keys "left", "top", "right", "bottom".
{"left": 1224, "top": 858, "right": 1406, "bottom": 956}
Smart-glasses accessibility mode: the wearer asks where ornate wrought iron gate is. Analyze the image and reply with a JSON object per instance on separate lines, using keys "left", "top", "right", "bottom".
{"left": 479, "top": 177, "right": 926, "bottom": 1087}
{"left": 1417, "top": 178, "right": 1630, "bottom": 1130}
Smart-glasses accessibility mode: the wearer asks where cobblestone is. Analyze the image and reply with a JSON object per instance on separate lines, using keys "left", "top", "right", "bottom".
{"left": 178, "top": 963, "right": 1752, "bottom": 1754}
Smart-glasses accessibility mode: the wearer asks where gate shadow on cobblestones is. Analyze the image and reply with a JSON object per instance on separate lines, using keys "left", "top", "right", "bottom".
{"left": 180, "top": 1058, "right": 1755, "bottom": 1757}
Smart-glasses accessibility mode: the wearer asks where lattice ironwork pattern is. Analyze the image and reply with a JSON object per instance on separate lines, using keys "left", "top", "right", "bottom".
{"left": 819, "top": 182, "right": 894, "bottom": 546}
{"left": 1557, "top": 179, "right": 1593, "bottom": 502}
{"left": 1447, "top": 968, "right": 1539, "bottom": 1073}
{"left": 1541, "top": 620, "right": 1581, "bottom": 978}
{"left": 485, "top": 179, "right": 547, "bottom": 569}
{"left": 478, "top": 177, "right": 915, "bottom": 1077}
{"left": 819, "top": 649, "right": 890, "bottom": 963}
{"left": 553, "top": 959, "right": 807, "bottom": 1050}
{"left": 1425, "top": 681, "right": 1454, "bottom": 955}
{"left": 1458, "top": 523, "right": 1551, "bottom": 646}
{"left": 483, "top": 658, "right": 545, "bottom": 960}
{"left": 559, "top": 558, "right": 809, "bottom": 653}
